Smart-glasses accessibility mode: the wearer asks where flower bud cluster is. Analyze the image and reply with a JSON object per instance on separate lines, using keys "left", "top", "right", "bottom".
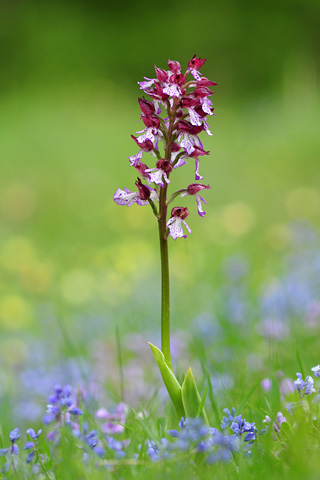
{"left": 114, "top": 55, "right": 216, "bottom": 239}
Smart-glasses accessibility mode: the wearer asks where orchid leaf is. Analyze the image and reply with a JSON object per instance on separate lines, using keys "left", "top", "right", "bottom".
{"left": 182, "top": 368, "right": 208, "bottom": 424}
{"left": 148, "top": 343, "right": 185, "bottom": 420}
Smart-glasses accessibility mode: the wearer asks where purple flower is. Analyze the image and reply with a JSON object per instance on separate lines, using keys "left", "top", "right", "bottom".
{"left": 221, "top": 407, "right": 235, "bottom": 430}
{"left": 0, "top": 429, "right": 20, "bottom": 457}
{"left": 95, "top": 403, "right": 127, "bottom": 436}
{"left": 311, "top": 365, "right": 320, "bottom": 378}
{"left": 43, "top": 384, "right": 83, "bottom": 426}
{"left": 9, "top": 428, "right": 21, "bottom": 442}
{"left": 230, "top": 415, "right": 257, "bottom": 442}
{"left": 261, "top": 378, "right": 272, "bottom": 392}
{"left": 146, "top": 159, "right": 173, "bottom": 187}
{"left": 187, "top": 55, "right": 207, "bottom": 80}
{"left": 113, "top": 180, "right": 158, "bottom": 207}
{"left": 167, "top": 207, "right": 192, "bottom": 240}
{"left": 294, "top": 373, "right": 316, "bottom": 396}
{"left": 26, "top": 428, "right": 42, "bottom": 439}
{"left": 181, "top": 183, "right": 211, "bottom": 217}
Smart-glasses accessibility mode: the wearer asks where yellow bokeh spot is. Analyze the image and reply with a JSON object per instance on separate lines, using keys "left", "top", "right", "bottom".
{"left": 60, "top": 269, "right": 96, "bottom": 305}
{"left": 220, "top": 202, "right": 255, "bottom": 237}
{"left": 99, "top": 270, "right": 130, "bottom": 304}
{"left": 0, "top": 183, "right": 36, "bottom": 223}
{"left": 123, "top": 205, "right": 149, "bottom": 230}
{"left": 1, "top": 237, "right": 36, "bottom": 273}
{"left": 0, "top": 295, "right": 33, "bottom": 329}
{"left": 285, "top": 187, "right": 320, "bottom": 220}
{"left": 204, "top": 213, "right": 234, "bottom": 245}
{"left": 20, "top": 262, "right": 52, "bottom": 294}
{"left": 265, "top": 223, "right": 291, "bottom": 250}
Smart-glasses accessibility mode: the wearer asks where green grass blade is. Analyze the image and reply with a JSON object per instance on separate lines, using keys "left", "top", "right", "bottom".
{"left": 197, "top": 386, "right": 208, "bottom": 417}
{"left": 295, "top": 340, "right": 305, "bottom": 378}
{"left": 234, "top": 379, "right": 260, "bottom": 416}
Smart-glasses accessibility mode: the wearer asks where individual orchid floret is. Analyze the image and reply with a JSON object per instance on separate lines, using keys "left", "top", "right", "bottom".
{"left": 167, "top": 207, "right": 192, "bottom": 240}
{"left": 146, "top": 159, "right": 173, "bottom": 187}
{"left": 311, "top": 365, "right": 320, "bottom": 378}
{"left": 134, "top": 161, "right": 151, "bottom": 180}
{"left": 188, "top": 147, "right": 210, "bottom": 180}
{"left": 113, "top": 178, "right": 157, "bottom": 206}
{"left": 129, "top": 134, "right": 154, "bottom": 166}
{"left": 168, "top": 59, "right": 181, "bottom": 74}
{"left": 181, "top": 183, "right": 211, "bottom": 217}
{"left": 138, "top": 97, "right": 156, "bottom": 116}
{"left": 187, "top": 54, "right": 207, "bottom": 80}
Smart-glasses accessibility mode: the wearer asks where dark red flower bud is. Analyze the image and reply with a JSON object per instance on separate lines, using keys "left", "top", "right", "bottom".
{"left": 138, "top": 97, "right": 155, "bottom": 116}
{"left": 188, "top": 54, "right": 206, "bottom": 70}
{"left": 142, "top": 115, "right": 161, "bottom": 129}
{"left": 169, "top": 73, "right": 187, "bottom": 86}
{"left": 156, "top": 159, "right": 173, "bottom": 174}
{"left": 171, "top": 142, "right": 181, "bottom": 153}
{"left": 155, "top": 66, "right": 169, "bottom": 83}
{"left": 131, "top": 135, "right": 153, "bottom": 152}
{"left": 197, "top": 77, "right": 218, "bottom": 87}
{"left": 181, "top": 97, "right": 199, "bottom": 109}
{"left": 135, "top": 178, "right": 151, "bottom": 201}
{"left": 176, "top": 120, "right": 204, "bottom": 135}
{"left": 168, "top": 59, "right": 181, "bottom": 74}
{"left": 187, "top": 183, "right": 211, "bottom": 195}
{"left": 189, "top": 146, "right": 210, "bottom": 158}
{"left": 171, "top": 206, "right": 189, "bottom": 219}
{"left": 194, "top": 105, "right": 213, "bottom": 118}
{"left": 194, "top": 86, "right": 213, "bottom": 98}
{"left": 135, "top": 161, "right": 150, "bottom": 179}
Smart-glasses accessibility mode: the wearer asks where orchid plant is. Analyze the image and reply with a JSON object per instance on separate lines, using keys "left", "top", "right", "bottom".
{"left": 114, "top": 55, "right": 216, "bottom": 422}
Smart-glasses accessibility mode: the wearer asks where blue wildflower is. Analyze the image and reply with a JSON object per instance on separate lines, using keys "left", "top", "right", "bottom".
{"left": 0, "top": 428, "right": 20, "bottom": 457}
{"left": 221, "top": 407, "right": 235, "bottom": 430}
{"left": 44, "top": 384, "right": 83, "bottom": 425}
{"left": 311, "top": 365, "right": 320, "bottom": 378}
{"left": 24, "top": 428, "right": 43, "bottom": 464}
{"left": 230, "top": 415, "right": 257, "bottom": 442}
{"left": 294, "top": 373, "right": 316, "bottom": 396}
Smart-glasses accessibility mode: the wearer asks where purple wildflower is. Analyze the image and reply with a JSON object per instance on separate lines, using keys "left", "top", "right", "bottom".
{"left": 294, "top": 373, "right": 316, "bottom": 396}
{"left": 0, "top": 428, "right": 20, "bottom": 457}
{"left": 24, "top": 428, "right": 43, "bottom": 464}
{"left": 43, "top": 384, "right": 83, "bottom": 426}
{"left": 146, "top": 159, "right": 173, "bottom": 187}
{"left": 113, "top": 179, "right": 158, "bottom": 206}
{"left": 311, "top": 365, "right": 320, "bottom": 378}
{"left": 261, "top": 378, "right": 272, "bottom": 392}
{"left": 180, "top": 183, "right": 211, "bottom": 216}
{"left": 114, "top": 55, "right": 216, "bottom": 241}
{"left": 230, "top": 415, "right": 257, "bottom": 442}
{"left": 167, "top": 207, "right": 192, "bottom": 240}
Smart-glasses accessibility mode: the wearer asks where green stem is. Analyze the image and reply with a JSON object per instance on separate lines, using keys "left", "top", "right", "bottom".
{"left": 158, "top": 185, "right": 172, "bottom": 371}
{"left": 158, "top": 97, "right": 179, "bottom": 373}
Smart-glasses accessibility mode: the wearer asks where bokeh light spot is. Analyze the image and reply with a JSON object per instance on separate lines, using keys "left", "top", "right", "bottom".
{"left": 60, "top": 269, "right": 96, "bottom": 305}
{"left": 0, "top": 295, "right": 33, "bottom": 329}
{"left": 220, "top": 202, "right": 255, "bottom": 237}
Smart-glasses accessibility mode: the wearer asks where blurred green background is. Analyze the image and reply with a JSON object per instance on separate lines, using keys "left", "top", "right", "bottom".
{"left": 0, "top": 0, "right": 319, "bottom": 341}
